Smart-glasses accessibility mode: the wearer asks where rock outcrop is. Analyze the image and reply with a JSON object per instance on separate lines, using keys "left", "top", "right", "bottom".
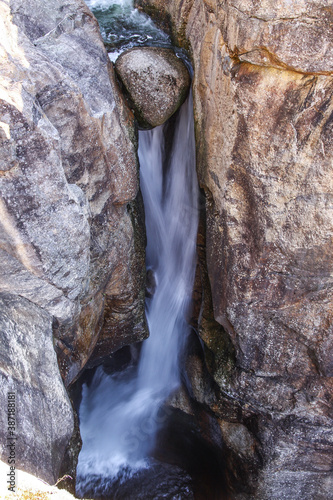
{"left": 0, "top": 0, "right": 146, "bottom": 483}
{"left": 136, "top": 0, "right": 333, "bottom": 498}
{"left": 0, "top": 294, "right": 73, "bottom": 485}
{"left": 0, "top": 459, "right": 75, "bottom": 499}
{"left": 115, "top": 47, "right": 190, "bottom": 128}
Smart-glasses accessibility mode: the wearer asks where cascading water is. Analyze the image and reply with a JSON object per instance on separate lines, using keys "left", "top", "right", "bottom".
{"left": 76, "top": 1, "right": 201, "bottom": 496}
{"left": 76, "top": 92, "right": 199, "bottom": 497}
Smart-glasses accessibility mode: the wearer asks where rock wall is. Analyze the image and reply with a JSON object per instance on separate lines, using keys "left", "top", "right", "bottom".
{"left": 0, "top": 0, "right": 146, "bottom": 483}
{"left": 136, "top": 0, "right": 333, "bottom": 498}
{"left": 115, "top": 47, "right": 190, "bottom": 128}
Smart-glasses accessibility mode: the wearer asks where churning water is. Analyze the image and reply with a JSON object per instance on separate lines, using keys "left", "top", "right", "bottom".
{"left": 76, "top": 93, "right": 199, "bottom": 496}
{"left": 84, "top": 0, "right": 171, "bottom": 60}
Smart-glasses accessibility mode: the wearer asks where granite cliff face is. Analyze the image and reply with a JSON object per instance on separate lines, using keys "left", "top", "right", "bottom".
{"left": 136, "top": 0, "right": 333, "bottom": 497}
{"left": 0, "top": 0, "right": 147, "bottom": 483}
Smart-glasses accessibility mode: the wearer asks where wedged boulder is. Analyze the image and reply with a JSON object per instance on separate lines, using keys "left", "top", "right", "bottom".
{"left": 115, "top": 47, "right": 190, "bottom": 128}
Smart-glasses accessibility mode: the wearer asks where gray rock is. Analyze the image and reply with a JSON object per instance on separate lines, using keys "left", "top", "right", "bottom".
{"left": 138, "top": 0, "right": 333, "bottom": 498}
{"left": 0, "top": 0, "right": 148, "bottom": 484}
{"left": 0, "top": 0, "right": 147, "bottom": 387}
{"left": 0, "top": 293, "right": 73, "bottom": 484}
{"left": 115, "top": 47, "right": 190, "bottom": 128}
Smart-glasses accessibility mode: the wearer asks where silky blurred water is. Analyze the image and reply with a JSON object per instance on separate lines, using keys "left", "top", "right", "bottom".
{"left": 76, "top": 93, "right": 199, "bottom": 496}
{"left": 77, "top": 2, "right": 198, "bottom": 496}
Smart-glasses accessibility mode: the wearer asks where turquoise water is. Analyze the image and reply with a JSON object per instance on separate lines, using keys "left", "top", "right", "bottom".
{"left": 85, "top": 0, "right": 171, "bottom": 60}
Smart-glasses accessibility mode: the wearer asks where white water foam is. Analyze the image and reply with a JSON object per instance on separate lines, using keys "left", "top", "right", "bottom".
{"left": 85, "top": 0, "right": 133, "bottom": 10}
{"left": 84, "top": 0, "right": 170, "bottom": 57}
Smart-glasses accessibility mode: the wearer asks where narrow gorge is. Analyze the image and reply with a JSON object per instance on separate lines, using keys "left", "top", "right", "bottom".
{"left": 0, "top": 0, "right": 332, "bottom": 499}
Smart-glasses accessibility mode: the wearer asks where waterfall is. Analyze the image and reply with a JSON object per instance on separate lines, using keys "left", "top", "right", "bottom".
{"left": 76, "top": 93, "right": 199, "bottom": 497}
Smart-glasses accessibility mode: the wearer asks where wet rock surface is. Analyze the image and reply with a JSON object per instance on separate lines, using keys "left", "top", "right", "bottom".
{"left": 137, "top": 0, "right": 333, "bottom": 498}
{"left": 79, "top": 462, "right": 194, "bottom": 500}
{"left": 115, "top": 47, "right": 190, "bottom": 128}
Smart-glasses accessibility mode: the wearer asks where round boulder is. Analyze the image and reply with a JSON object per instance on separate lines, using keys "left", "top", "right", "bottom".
{"left": 115, "top": 47, "right": 190, "bottom": 128}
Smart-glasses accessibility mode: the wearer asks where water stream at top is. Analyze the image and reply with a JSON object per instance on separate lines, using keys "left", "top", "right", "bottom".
{"left": 77, "top": 1, "right": 199, "bottom": 497}
{"left": 84, "top": 0, "right": 172, "bottom": 60}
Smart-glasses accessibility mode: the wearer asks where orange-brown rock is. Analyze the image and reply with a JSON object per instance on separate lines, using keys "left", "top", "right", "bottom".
{"left": 137, "top": 0, "right": 333, "bottom": 497}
